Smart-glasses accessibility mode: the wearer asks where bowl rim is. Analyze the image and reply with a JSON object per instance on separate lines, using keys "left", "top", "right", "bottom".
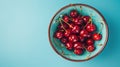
{"left": 48, "top": 3, "right": 109, "bottom": 62}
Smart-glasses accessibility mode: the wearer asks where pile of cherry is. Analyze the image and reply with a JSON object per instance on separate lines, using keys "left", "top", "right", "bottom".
{"left": 54, "top": 10, "right": 102, "bottom": 55}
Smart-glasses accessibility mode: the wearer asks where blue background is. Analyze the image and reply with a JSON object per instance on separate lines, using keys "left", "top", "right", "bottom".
{"left": 0, "top": 0, "right": 120, "bottom": 67}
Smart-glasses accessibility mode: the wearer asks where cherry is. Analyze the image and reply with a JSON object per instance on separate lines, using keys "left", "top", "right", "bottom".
{"left": 72, "top": 17, "right": 83, "bottom": 25}
{"left": 87, "top": 33, "right": 92, "bottom": 38}
{"left": 82, "top": 16, "right": 91, "bottom": 23}
{"left": 62, "top": 15, "right": 69, "bottom": 23}
{"left": 54, "top": 31, "right": 63, "bottom": 39}
{"left": 74, "top": 49, "right": 83, "bottom": 55}
{"left": 78, "top": 36, "right": 86, "bottom": 42}
{"left": 86, "top": 45, "right": 95, "bottom": 52}
{"left": 62, "top": 20, "right": 74, "bottom": 29}
{"left": 58, "top": 23, "right": 68, "bottom": 30}
{"left": 73, "top": 42, "right": 83, "bottom": 49}
{"left": 79, "top": 30, "right": 88, "bottom": 37}
{"left": 68, "top": 34, "right": 78, "bottom": 43}
{"left": 70, "top": 10, "right": 78, "bottom": 18}
{"left": 86, "top": 39, "right": 94, "bottom": 45}
{"left": 65, "top": 42, "right": 73, "bottom": 50}
{"left": 86, "top": 23, "right": 96, "bottom": 32}
{"left": 61, "top": 37, "right": 68, "bottom": 44}
{"left": 71, "top": 25, "right": 81, "bottom": 34}
{"left": 64, "top": 29, "right": 71, "bottom": 37}
{"left": 93, "top": 33, "right": 102, "bottom": 41}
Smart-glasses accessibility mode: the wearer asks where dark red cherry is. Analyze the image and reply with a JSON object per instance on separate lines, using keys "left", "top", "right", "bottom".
{"left": 64, "top": 29, "right": 71, "bottom": 37}
{"left": 68, "top": 34, "right": 78, "bottom": 43}
{"left": 62, "top": 15, "right": 69, "bottom": 23}
{"left": 58, "top": 23, "right": 68, "bottom": 30}
{"left": 70, "top": 10, "right": 78, "bottom": 18}
{"left": 82, "top": 16, "right": 91, "bottom": 23}
{"left": 65, "top": 42, "right": 73, "bottom": 50}
{"left": 86, "top": 39, "right": 94, "bottom": 45}
{"left": 71, "top": 25, "right": 81, "bottom": 34}
{"left": 86, "top": 23, "right": 96, "bottom": 32}
{"left": 74, "top": 49, "right": 83, "bottom": 55}
{"left": 60, "top": 37, "right": 68, "bottom": 44}
{"left": 79, "top": 30, "right": 88, "bottom": 37}
{"left": 78, "top": 36, "right": 86, "bottom": 42}
{"left": 73, "top": 42, "right": 83, "bottom": 49}
{"left": 72, "top": 17, "right": 83, "bottom": 25}
{"left": 87, "top": 33, "right": 92, "bottom": 38}
{"left": 54, "top": 31, "right": 63, "bottom": 39}
{"left": 93, "top": 33, "right": 102, "bottom": 41}
{"left": 86, "top": 45, "right": 95, "bottom": 52}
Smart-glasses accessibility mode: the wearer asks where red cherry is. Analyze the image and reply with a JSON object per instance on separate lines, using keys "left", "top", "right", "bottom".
{"left": 68, "top": 34, "right": 78, "bottom": 43}
{"left": 72, "top": 17, "right": 83, "bottom": 25}
{"left": 70, "top": 10, "right": 78, "bottom": 18}
{"left": 86, "top": 45, "right": 95, "bottom": 52}
{"left": 79, "top": 30, "right": 88, "bottom": 37}
{"left": 54, "top": 31, "right": 63, "bottom": 39}
{"left": 65, "top": 42, "right": 73, "bottom": 50}
{"left": 60, "top": 37, "right": 68, "bottom": 44}
{"left": 74, "top": 49, "right": 83, "bottom": 55}
{"left": 71, "top": 25, "right": 81, "bottom": 34}
{"left": 64, "top": 29, "right": 71, "bottom": 37}
{"left": 82, "top": 16, "right": 91, "bottom": 23}
{"left": 86, "top": 39, "right": 94, "bottom": 45}
{"left": 93, "top": 33, "right": 102, "bottom": 41}
{"left": 86, "top": 23, "right": 96, "bottom": 32}
{"left": 87, "top": 33, "right": 92, "bottom": 38}
{"left": 78, "top": 36, "right": 86, "bottom": 42}
{"left": 63, "top": 15, "right": 69, "bottom": 23}
{"left": 73, "top": 42, "right": 83, "bottom": 49}
{"left": 58, "top": 23, "right": 68, "bottom": 30}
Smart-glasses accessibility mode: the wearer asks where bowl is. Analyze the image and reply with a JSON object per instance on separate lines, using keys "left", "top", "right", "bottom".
{"left": 48, "top": 4, "right": 108, "bottom": 62}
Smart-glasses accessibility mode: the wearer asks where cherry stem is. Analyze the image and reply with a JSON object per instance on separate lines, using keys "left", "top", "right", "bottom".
{"left": 69, "top": 18, "right": 73, "bottom": 21}
{"left": 90, "top": 19, "right": 93, "bottom": 25}
{"left": 90, "top": 14, "right": 93, "bottom": 24}
{"left": 61, "top": 18, "right": 73, "bottom": 28}
{"left": 80, "top": 5, "right": 82, "bottom": 13}
{"left": 98, "top": 22, "right": 103, "bottom": 34}
{"left": 59, "top": 18, "right": 67, "bottom": 31}
{"left": 83, "top": 19, "right": 92, "bottom": 29}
